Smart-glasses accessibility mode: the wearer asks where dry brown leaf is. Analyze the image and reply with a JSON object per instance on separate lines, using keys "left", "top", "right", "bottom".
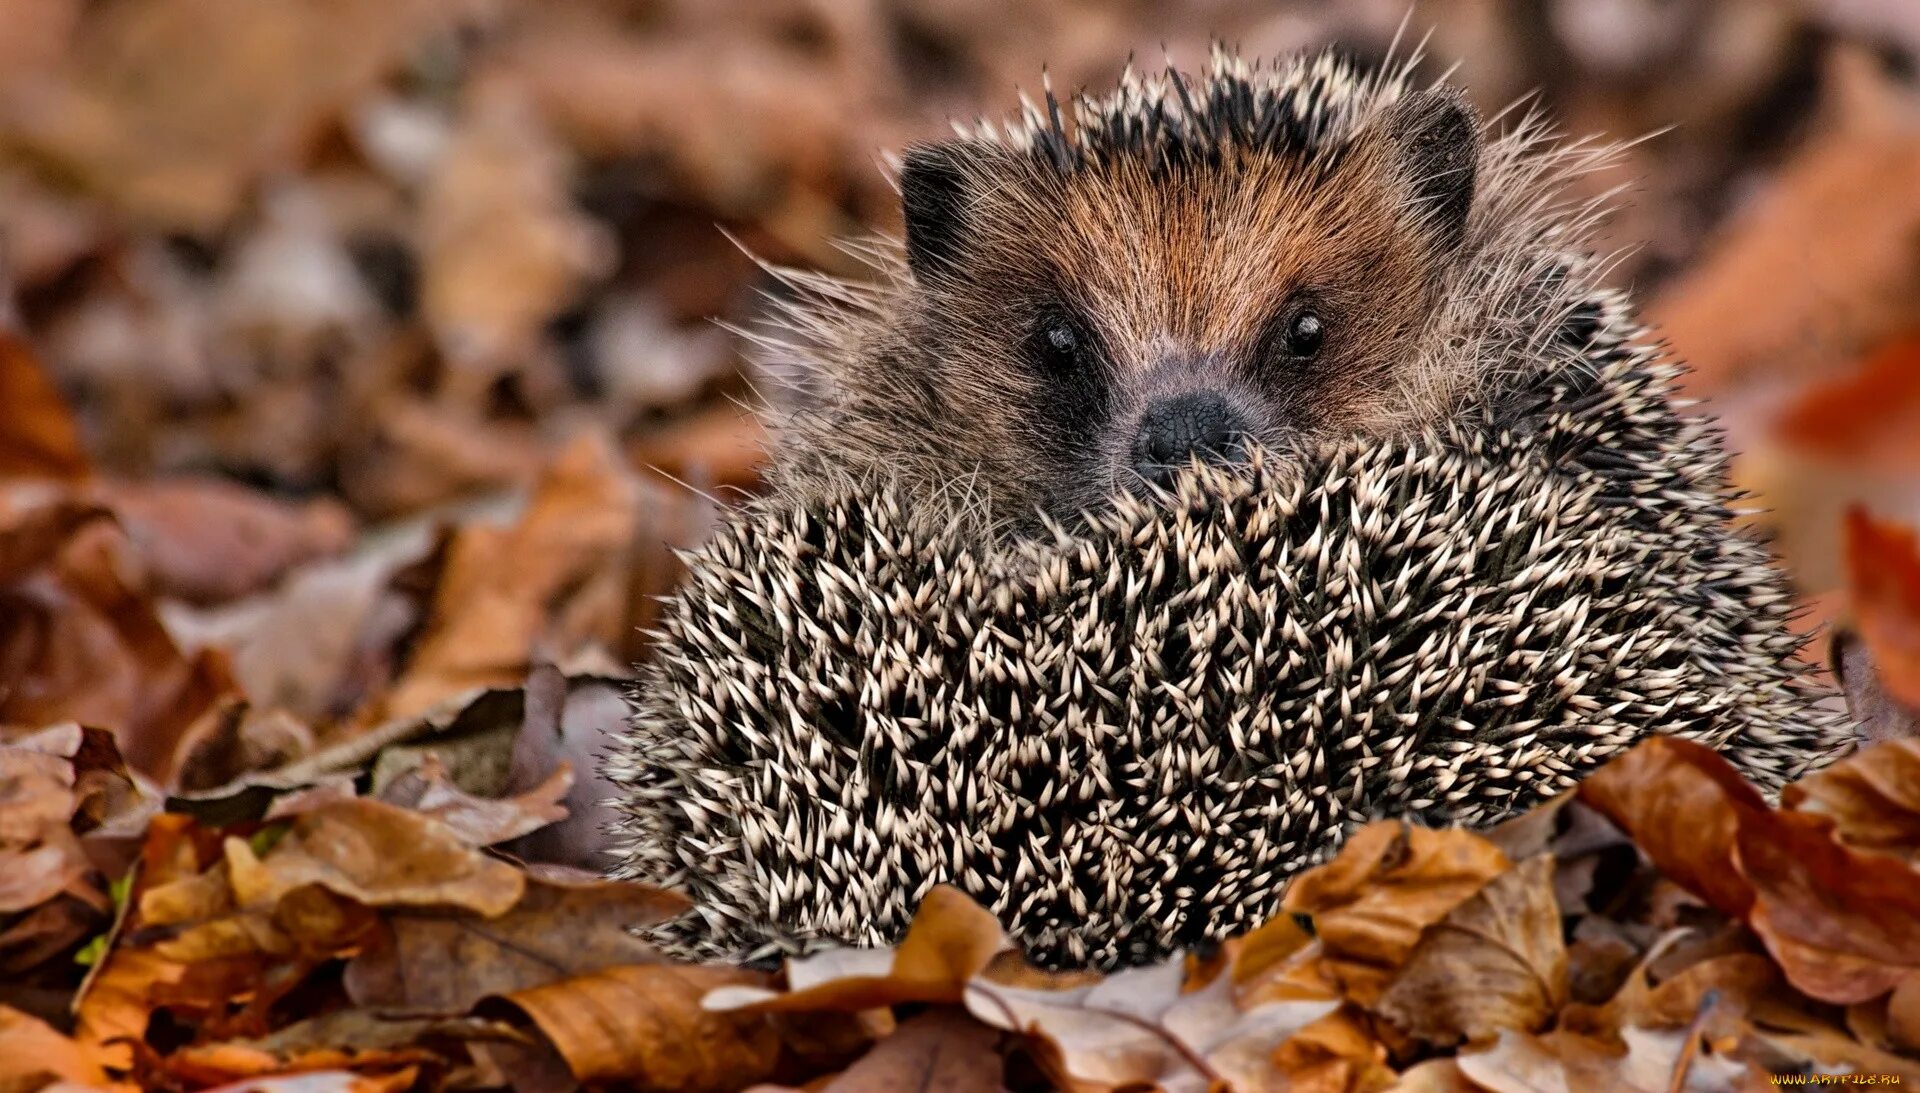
{"left": 224, "top": 797, "right": 524, "bottom": 917}
{"left": 0, "top": 512, "right": 242, "bottom": 786}
{"left": 1845, "top": 507, "right": 1920, "bottom": 709}
{"left": 1576, "top": 736, "right": 1766, "bottom": 919}
{"left": 1782, "top": 737, "right": 1920, "bottom": 861}
{"left": 159, "top": 1010, "right": 518, "bottom": 1087}
{"left": 372, "top": 431, "right": 648, "bottom": 723}
{"left": 503, "top": 963, "right": 782, "bottom": 1089}
{"left": 1453, "top": 1026, "right": 1752, "bottom": 1092}
{"left": 343, "top": 872, "right": 688, "bottom": 1012}
{"left": 375, "top": 751, "right": 571, "bottom": 847}
{"left": 93, "top": 476, "right": 354, "bottom": 606}
{"left": 707, "top": 885, "right": 1009, "bottom": 1015}
{"left": 1738, "top": 804, "right": 1920, "bottom": 1004}
{"left": 1270, "top": 1006, "right": 1397, "bottom": 1093}
{"left": 72, "top": 944, "right": 189, "bottom": 1070}
{"left": 1376, "top": 855, "right": 1568, "bottom": 1049}
{"left": 0, "top": 331, "right": 89, "bottom": 481}
{"left": 811, "top": 1008, "right": 1002, "bottom": 1093}
{"left": 1281, "top": 821, "right": 1512, "bottom": 1006}
{"left": 964, "top": 952, "right": 1337, "bottom": 1093}
{"left": 0, "top": 1004, "right": 118, "bottom": 1092}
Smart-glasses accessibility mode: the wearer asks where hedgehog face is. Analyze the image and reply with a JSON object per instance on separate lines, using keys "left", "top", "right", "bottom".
{"left": 893, "top": 81, "right": 1481, "bottom": 524}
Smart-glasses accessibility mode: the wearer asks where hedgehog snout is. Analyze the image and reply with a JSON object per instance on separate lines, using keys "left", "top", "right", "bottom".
{"left": 1131, "top": 391, "right": 1249, "bottom": 487}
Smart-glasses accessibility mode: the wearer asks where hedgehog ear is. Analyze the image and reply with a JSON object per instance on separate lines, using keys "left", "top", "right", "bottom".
{"left": 899, "top": 144, "right": 974, "bottom": 281}
{"left": 1378, "top": 89, "right": 1479, "bottom": 251}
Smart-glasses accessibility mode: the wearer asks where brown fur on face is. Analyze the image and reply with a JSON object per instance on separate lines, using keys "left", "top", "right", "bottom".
{"left": 763, "top": 50, "right": 1619, "bottom": 537}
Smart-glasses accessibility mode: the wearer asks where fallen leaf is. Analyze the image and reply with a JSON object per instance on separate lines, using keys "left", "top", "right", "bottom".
{"left": 964, "top": 952, "right": 1338, "bottom": 1093}
{"left": 94, "top": 475, "right": 354, "bottom": 606}
{"left": 6, "top": 0, "right": 452, "bottom": 229}
{"left": 1845, "top": 507, "right": 1920, "bottom": 709}
{"left": 417, "top": 82, "right": 611, "bottom": 391}
{"left": 812, "top": 1008, "right": 1002, "bottom": 1093}
{"left": 1651, "top": 119, "right": 1920, "bottom": 397}
{"left": 372, "top": 432, "right": 648, "bottom": 723}
{"left": 1738, "top": 804, "right": 1920, "bottom": 1004}
{"left": 375, "top": 750, "right": 571, "bottom": 847}
{"left": 1782, "top": 737, "right": 1920, "bottom": 861}
{"left": 1376, "top": 855, "right": 1568, "bottom": 1048}
{"left": 0, "top": 1004, "right": 117, "bottom": 1092}
{"left": 160, "top": 1010, "right": 520, "bottom": 1086}
{"left": 1576, "top": 736, "right": 1766, "bottom": 919}
{"left": 706, "top": 885, "right": 1010, "bottom": 1014}
{"left": 0, "top": 512, "right": 242, "bottom": 786}
{"left": 1280, "top": 822, "right": 1512, "bottom": 1006}
{"left": 1454, "top": 1025, "right": 1752, "bottom": 1093}
{"left": 1270, "top": 1006, "right": 1397, "bottom": 1093}
{"left": 224, "top": 797, "right": 525, "bottom": 917}
{"left": 344, "top": 873, "right": 687, "bottom": 1011}
{"left": 502, "top": 963, "right": 781, "bottom": 1089}
{"left": 0, "top": 331, "right": 88, "bottom": 481}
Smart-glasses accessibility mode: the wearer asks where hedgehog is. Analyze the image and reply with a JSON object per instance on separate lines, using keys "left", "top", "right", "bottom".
{"left": 605, "top": 48, "right": 1853, "bottom": 970}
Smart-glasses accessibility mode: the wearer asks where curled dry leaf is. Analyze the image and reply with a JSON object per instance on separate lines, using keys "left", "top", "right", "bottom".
{"left": 503, "top": 964, "right": 782, "bottom": 1089}
{"left": 1782, "top": 736, "right": 1920, "bottom": 862}
{"left": 344, "top": 873, "right": 689, "bottom": 1012}
{"left": 706, "top": 885, "right": 1010, "bottom": 1014}
{"left": 375, "top": 750, "right": 571, "bottom": 848}
{"left": 224, "top": 797, "right": 525, "bottom": 917}
{"left": 372, "top": 431, "right": 650, "bottom": 724}
{"left": 1575, "top": 736, "right": 1766, "bottom": 919}
{"left": 1737, "top": 803, "right": 1920, "bottom": 1004}
{"left": 1375, "top": 855, "right": 1569, "bottom": 1049}
{"left": 1280, "top": 821, "right": 1512, "bottom": 1007}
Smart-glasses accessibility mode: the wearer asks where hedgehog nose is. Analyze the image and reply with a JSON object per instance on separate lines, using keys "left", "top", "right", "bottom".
{"left": 1132, "top": 392, "right": 1248, "bottom": 486}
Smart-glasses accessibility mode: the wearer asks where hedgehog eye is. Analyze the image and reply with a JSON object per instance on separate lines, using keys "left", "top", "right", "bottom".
{"left": 1029, "top": 313, "right": 1087, "bottom": 375}
{"left": 1286, "top": 311, "right": 1325, "bottom": 358}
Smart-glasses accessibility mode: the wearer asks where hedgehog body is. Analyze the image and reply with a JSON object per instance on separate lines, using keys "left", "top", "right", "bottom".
{"left": 606, "top": 49, "right": 1851, "bottom": 969}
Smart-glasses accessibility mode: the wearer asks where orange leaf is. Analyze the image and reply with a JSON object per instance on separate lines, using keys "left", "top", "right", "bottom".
{"left": 225, "top": 797, "right": 526, "bottom": 917}
{"left": 1845, "top": 506, "right": 1920, "bottom": 708}
{"left": 503, "top": 964, "right": 781, "bottom": 1088}
{"left": 0, "top": 331, "right": 89, "bottom": 481}
{"left": 1575, "top": 735, "right": 1766, "bottom": 918}
{"left": 1738, "top": 806, "right": 1920, "bottom": 1004}
{"left": 0, "top": 1004, "right": 121, "bottom": 1091}
{"left": 1776, "top": 336, "right": 1920, "bottom": 469}
{"left": 1280, "top": 822, "right": 1510, "bottom": 1007}
{"left": 1783, "top": 737, "right": 1920, "bottom": 863}
{"left": 709, "top": 885, "right": 1010, "bottom": 1015}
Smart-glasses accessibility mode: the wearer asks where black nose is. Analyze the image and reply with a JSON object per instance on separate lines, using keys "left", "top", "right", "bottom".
{"left": 1131, "top": 392, "right": 1247, "bottom": 486}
